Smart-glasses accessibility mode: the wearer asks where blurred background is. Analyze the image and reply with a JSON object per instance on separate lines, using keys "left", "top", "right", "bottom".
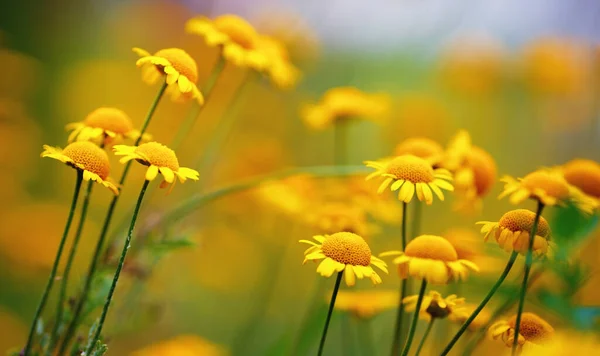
{"left": 1, "top": 0, "right": 600, "bottom": 354}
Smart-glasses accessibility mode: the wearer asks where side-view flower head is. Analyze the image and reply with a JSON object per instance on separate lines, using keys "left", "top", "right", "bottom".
{"left": 394, "top": 137, "right": 444, "bottom": 167}
{"left": 403, "top": 291, "right": 469, "bottom": 322}
{"left": 66, "top": 107, "right": 145, "bottom": 145}
{"left": 490, "top": 312, "right": 555, "bottom": 350}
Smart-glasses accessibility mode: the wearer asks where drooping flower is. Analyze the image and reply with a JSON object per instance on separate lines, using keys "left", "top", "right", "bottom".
{"left": 477, "top": 209, "right": 552, "bottom": 256}
{"left": 381, "top": 235, "right": 479, "bottom": 284}
{"left": 65, "top": 107, "right": 144, "bottom": 144}
{"left": 333, "top": 290, "right": 397, "bottom": 319}
{"left": 133, "top": 47, "right": 204, "bottom": 104}
{"left": 490, "top": 312, "right": 555, "bottom": 350}
{"left": 365, "top": 154, "right": 453, "bottom": 205}
{"left": 41, "top": 141, "right": 118, "bottom": 194}
{"left": 403, "top": 291, "right": 469, "bottom": 322}
{"left": 393, "top": 137, "right": 444, "bottom": 166}
{"left": 113, "top": 142, "right": 199, "bottom": 190}
{"left": 131, "top": 334, "right": 228, "bottom": 356}
{"left": 300, "top": 232, "right": 388, "bottom": 286}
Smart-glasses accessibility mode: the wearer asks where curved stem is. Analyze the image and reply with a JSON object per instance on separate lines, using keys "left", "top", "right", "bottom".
{"left": 512, "top": 202, "right": 544, "bottom": 355}
{"left": 390, "top": 201, "right": 409, "bottom": 356}
{"left": 85, "top": 180, "right": 150, "bottom": 353}
{"left": 401, "top": 279, "right": 427, "bottom": 356}
{"left": 415, "top": 318, "right": 435, "bottom": 356}
{"left": 23, "top": 170, "right": 83, "bottom": 356}
{"left": 440, "top": 251, "right": 519, "bottom": 356}
{"left": 317, "top": 272, "right": 343, "bottom": 356}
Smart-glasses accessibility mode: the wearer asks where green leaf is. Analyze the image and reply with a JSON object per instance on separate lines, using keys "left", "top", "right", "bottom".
{"left": 90, "top": 341, "right": 108, "bottom": 356}
{"left": 145, "top": 237, "right": 196, "bottom": 257}
{"left": 551, "top": 203, "right": 599, "bottom": 251}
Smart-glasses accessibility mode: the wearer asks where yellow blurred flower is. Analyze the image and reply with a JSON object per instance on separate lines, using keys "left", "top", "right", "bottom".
{"left": 490, "top": 312, "right": 554, "bottom": 350}
{"left": 301, "top": 87, "right": 389, "bottom": 130}
{"left": 255, "top": 174, "right": 317, "bottom": 216}
{"left": 0, "top": 99, "right": 41, "bottom": 177}
{"left": 448, "top": 303, "right": 491, "bottom": 331}
{"left": 300, "top": 232, "right": 388, "bottom": 286}
{"left": 66, "top": 107, "right": 144, "bottom": 145}
{"left": 0, "top": 46, "right": 40, "bottom": 100}
{"left": 131, "top": 334, "right": 228, "bottom": 356}
{"left": 403, "top": 291, "right": 468, "bottom": 322}
{"left": 303, "top": 201, "right": 374, "bottom": 237}
{"left": 561, "top": 159, "right": 600, "bottom": 200}
{"left": 521, "top": 330, "right": 600, "bottom": 356}
{"left": 343, "top": 176, "right": 402, "bottom": 225}
{"left": 393, "top": 137, "right": 444, "bottom": 166}
{"left": 257, "top": 35, "right": 301, "bottom": 89}
{"left": 389, "top": 93, "right": 450, "bottom": 140}
{"left": 443, "top": 228, "right": 504, "bottom": 274}
{"left": 334, "top": 290, "right": 397, "bottom": 319}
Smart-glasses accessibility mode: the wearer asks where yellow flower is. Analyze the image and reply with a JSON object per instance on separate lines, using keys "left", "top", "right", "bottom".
{"left": 365, "top": 155, "right": 453, "bottom": 205}
{"left": 490, "top": 312, "right": 555, "bottom": 350}
{"left": 393, "top": 137, "right": 444, "bottom": 166}
{"left": 403, "top": 291, "right": 469, "bottom": 322}
{"left": 381, "top": 235, "right": 479, "bottom": 284}
{"left": 561, "top": 159, "right": 600, "bottom": 199}
{"left": 65, "top": 107, "right": 143, "bottom": 144}
{"left": 185, "top": 14, "right": 268, "bottom": 71}
{"left": 448, "top": 303, "right": 491, "bottom": 331}
{"left": 477, "top": 209, "right": 551, "bottom": 256}
{"left": 255, "top": 175, "right": 316, "bottom": 216}
{"left": 301, "top": 87, "right": 390, "bottom": 130}
{"left": 130, "top": 334, "right": 228, "bottom": 356}
{"left": 443, "top": 228, "right": 505, "bottom": 274}
{"left": 334, "top": 290, "right": 398, "bottom": 319}
{"left": 300, "top": 232, "right": 388, "bottom": 286}
{"left": 113, "top": 142, "right": 199, "bottom": 190}
{"left": 257, "top": 35, "right": 300, "bottom": 89}
{"left": 41, "top": 141, "right": 118, "bottom": 194}
{"left": 520, "top": 331, "right": 600, "bottom": 356}
{"left": 304, "top": 202, "right": 373, "bottom": 237}
{"left": 132, "top": 47, "right": 204, "bottom": 104}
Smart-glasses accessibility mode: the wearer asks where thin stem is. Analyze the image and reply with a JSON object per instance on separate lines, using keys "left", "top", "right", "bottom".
{"left": 390, "top": 202, "right": 409, "bottom": 356}
{"left": 440, "top": 251, "right": 519, "bottom": 356}
{"left": 50, "top": 180, "right": 94, "bottom": 350}
{"left": 512, "top": 202, "right": 544, "bottom": 355}
{"left": 317, "top": 272, "right": 343, "bottom": 356}
{"left": 415, "top": 318, "right": 435, "bottom": 356}
{"left": 135, "top": 81, "right": 168, "bottom": 146}
{"left": 334, "top": 119, "right": 348, "bottom": 166}
{"left": 85, "top": 179, "right": 150, "bottom": 353}
{"left": 401, "top": 280, "right": 427, "bottom": 356}
{"left": 23, "top": 170, "right": 83, "bottom": 356}
{"left": 411, "top": 201, "right": 422, "bottom": 237}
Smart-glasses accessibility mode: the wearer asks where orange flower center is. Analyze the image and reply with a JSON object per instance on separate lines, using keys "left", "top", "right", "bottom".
{"left": 498, "top": 209, "right": 551, "bottom": 238}
{"left": 394, "top": 137, "right": 444, "bottom": 162}
{"left": 507, "top": 313, "right": 554, "bottom": 342}
{"left": 84, "top": 107, "right": 134, "bottom": 134}
{"left": 62, "top": 141, "right": 110, "bottom": 179}
{"left": 562, "top": 159, "right": 600, "bottom": 198}
{"left": 521, "top": 171, "right": 569, "bottom": 200}
{"left": 385, "top": 155, "right": 435, "bottom": 183}
{"left": 405, "top": 235, "right": 458, "bottom": 262}
{"left": 213, "top": 14, "right": 258, "bottom": 50}
{"left": 321, "top": 232, "right": 372, "bottom": 266}
{"left": 466, "top": 146, "right": 497, "bottom": 196}
{"left": 134, "top": 142, "right": 180, "bottom": 171}
{"left": 154, "top": 48, "right": 199, "bottom": 84}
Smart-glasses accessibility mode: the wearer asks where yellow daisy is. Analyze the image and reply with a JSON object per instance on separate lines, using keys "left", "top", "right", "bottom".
{"left": 130, "top": 334, "right": 228, "bottom": 356}
{"left": 41, "top": 141, "right": 118, "bottom": 194}
{"left": 393, "top": 137, "right": 444, "bottom": 166}
{"left": 477, "top": 209, "right": 551, "bottom": 256}
{"left": 133, "top": 47, "right": 204, "bottom": 104}
{"left": 365, "top": 154, "right": 454, "bottom": 205}
{"left": 300, "top": 232, "right": 388, "bottom": 286}
{"left": 403, "top": 291, "right": 469, "bottom": 322}
{"left": 257, "top": 35, "right": 300, "bottom": 89}
{"left": 443, "top": 228, "right": 505, "bottom": 274}
{"left": 333, "top": 290, "right": 398, "bottom": 319}
{"left": 490, "top": 312, "right": 554, "bottom": 350}
{"left": 561, "top": 159, "right": 600, "bottom": 200}
{"left": 185, "top": 14, "right": 269, "bottom": 71}
{"left": 448, "top": 303, "right": 491, "bottom": 331}
{"left": 65, "top": 107, "right": 145, "bottom": 144}
{"left": 113, "top": 142, "right": 199, "bottom": 190}
{"left": 381, "top": 235, "right": 479, "bottom": 284}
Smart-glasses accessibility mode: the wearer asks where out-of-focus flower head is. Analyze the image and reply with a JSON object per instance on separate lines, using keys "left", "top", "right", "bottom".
{"left": 490, "top": 312, "right": 555, "bottom": 351}
{"left": 520, "top": 330, "right": 600, "bottom": 356}
{"left": 560, "top": 159, "right": 600, "bottom": 203}
{"left": 342, "top": 176, "right": 403, "bottom": 225}
{"left": 394, "top": 137, "right": 444, "bottom": 167}
{"left": 403, "top": 291, "right": 469, "bottom": 322}
{"left": 389, "top": 93, "right": 450, "bottom": 140}
{"left": 443, "top": 228, "right": 504, "bottom": 274}
{"left": 0, "top": 99, "right": 41, "bottom": 177}
{"left": 303, "top": 201, "right": 375, "bottom": 238}
{"left": 0, "top": 45, "right": 40, "bottom": 100}
{"left": 448, "top": 303, "right": 491, "bottom": 331}
{"left": 257, "top": 35, "right": 301, "bottom": 89}
{"left": 333, "top": 290, "right": 397, "bottom": 319}
{"left": 65, "top": 107, "right": 147, "bottom": 145}
{"left": 255, "top": 174, "right": 317, "bottom": 217}
{"left": 130, "top": 334, "right": 229, "bottom": 356}
{"left": 301, "top": 87, "right": 390, "bottom": 130}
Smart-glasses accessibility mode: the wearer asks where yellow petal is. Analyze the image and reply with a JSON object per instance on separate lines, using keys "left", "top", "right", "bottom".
{"left": 145, "top": 165, "right": 159, "bottom": 181}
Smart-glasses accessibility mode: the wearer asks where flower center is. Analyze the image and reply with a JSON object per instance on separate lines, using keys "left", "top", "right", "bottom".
{"left": 521, "top": 171, "right": 569, "bottom": 200}
{"left": 507, "top": 313, "right": 554, "bottom": 342}
{"left": 134, "top": 142, "right": 180, "bottom": 171}
{"left": 385, "top": 155, "right": 435, "bottom": 183}
{"left": 62, "top": 141, "right": 110, "bottom": 179}
{"left": 394, "top": 137, "right": 444, "bottom": 162}
{"left": 499, "top": 209, "right": 550, "bottom": 238}
{"left": 562, "top": 159, "right": 600, "bottom": 198}
{"left": 213, "top": 14, "right": 258, "bottom": 50}
{"left": 321, "top": 232, "right": 372, "bottom": 266}
{"left": 154, "top": 48, "right": 199, "bottom": 84}
{"left": 405, "top": 235, "right": 458, "bottom": 262}
{"left": 84, "top": 107, "right": 134, "bottom": 134}
{"left": 426, "top": 299, "right": 451, "bottom": 319}
{"left": 466, "top": 146, "right": 497, "bottom": 196}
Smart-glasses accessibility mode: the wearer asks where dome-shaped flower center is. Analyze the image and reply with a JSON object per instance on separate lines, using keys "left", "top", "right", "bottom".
{"left": 426, "top": 294, "right": 452, "bottom": 319}
{"left": 499, "top": 209, "right": 550, "bottom": 238}
{"left": 385, "top": 155, "right": 435, "bottom": 183}
{"left": 154, "top": 48, "right": 199, "bottom": 84}
{"left": 213, "top": 14, "right": 258, "bottom": 50}
{"left": 521, "top": 171, "right": 569, "bottom": 200}
{"left": 321, "top": 232, "right": 372, "bottom": 266}
{"left": 63, "top": 141, "right": 110, "bottom": 179}
{"left": 394, "top": 138, "right": 444, "bottom": 162}
{"left": 405, "top": 235, "right": 458, "bottom": 261}
{"left": 134, "top": 142, "right": 180, "bottom": 171}
{"left": 507, "top": 312, "right": 554, "bottom": 342}
{"left": 466, "top": 146, "right": 497, "bottom": 196}
{"left": 562, "top": 159, "right": 600, "bottom": 198}
{"left": 84, "top": 107, "right": 134, "bottom": 134}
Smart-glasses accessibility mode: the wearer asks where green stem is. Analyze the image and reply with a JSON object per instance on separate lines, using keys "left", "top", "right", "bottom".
{"left": 511, "top": 202, "right": 544, "bottom": 355}
{"left": 59, "top": 82, "right": 166, "bottom": 353}
{"left": 85, "top": 179, "right": 150, "bottom": 353}
{"left": 415, "top": 318, "right": 435, "bottom": 356}
{"left": 23, "top": 170, "right": 83, "bottom": 356}
{"left": 401, "top": 280, "right": 427, "bottom": 356}
{"left": 50, "top": 180, "right": 94, "bottom": 350}
{"left": 317, "top": 272, "right": 343, "bottom": 356}
{"left": 334, "top": 119, "right": 348, "bottom": 166}
{"left": 391, "top": 201, "right": 409, "bottom": 356}
{"left": 411, "top": 201, "right": 422, "bottom": 237}
{"left": 356, "top": 317, "right": 376, "bottom": 356}
{"left": 440, "top": 251, "right": 519, "bottom": 356}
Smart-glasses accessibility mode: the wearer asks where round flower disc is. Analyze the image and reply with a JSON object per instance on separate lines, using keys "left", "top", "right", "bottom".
{"left": 84, "top": 107, "right": 133, "bottom": 134}
{"left": 521, "top": 171, "right": 569, "bottom": 200}
{"left": 213, "top": 14, "right": 258, "bottom": 49}
{"left": 154, "top": 48, "right": 199, "bottom": 84}
{"left": 385, "top": 155, "right": 435, "bottom": 183}
{"left": 321, "top": 232, "right": 372, "bottom": 266}
{"left": 63, "top": 141, "right": 111, "bottom": 179}
{"left": 507, "top": 312, "right": 554, "bottom": 343}
{"left": 562, "top": 159, "right": 600, "bottom": 198}
{"left": 135, "top": 142, "right": 180, "bottom": 171}
{"left": 405, "top": 235, "right": 458, "bottom": 262}
{"left": 499, "top": 209, "right": 550, "bottom": 238}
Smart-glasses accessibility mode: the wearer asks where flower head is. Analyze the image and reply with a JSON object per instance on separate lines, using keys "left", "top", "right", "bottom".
{"left": 490, "top": 312, "right": 555, "bottom": 350}
{"left": 133, "top": 47, "right": 204, "bottom": 104}
{"left": 131, "top": 334, "right": 228, "bottom": 356}
{"left": 304, "top": 202, "right": 373, "bottom": 237}
{"left": 300, "top": 232, "right": 388, "bottom": 286}
{"left": 403, "top": 291, "right": 469, "bottom": 322}
{"left": 393, "top": 137, "right": 444, "bottom": 166}
{"left": 561, "top": 159, "right": 600, "bottom": 199}
{"left": 365, "top": 155, "right": 453, "bottom": 205}
{"left": 381, "top": 235, "right": 479, "bottom": 284}
{"left": 65, "top": 107, "right": 143, "bottom": 144}
{"left": 41, "top": 141, "right": 118, "bottom": 194}
{"left": 477, "top": 209, "right": 551, "bottom": 256}
{"left": 113, "top": 142, "right": 199, "bottom": 191}
{"left": 448, "top": 303, "right": 491, "bottom": 331}
{"left": 443, "top": 228, "right": 505, "bottom": 273}
{"left": 257, "top": 35, "right": 300, "bottom": 89}
{"left": 333, "top": 290, "right": 397, "bottom": 319}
